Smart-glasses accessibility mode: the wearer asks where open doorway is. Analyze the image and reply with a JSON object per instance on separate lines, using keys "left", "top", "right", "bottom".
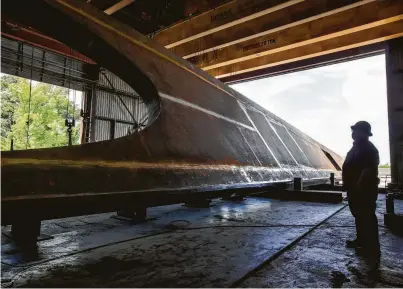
{"left": 1, "top": 74, "right": 82, "bottom": 151}
{"left": 231, "top": 54, "right": 390, "bottom": 186}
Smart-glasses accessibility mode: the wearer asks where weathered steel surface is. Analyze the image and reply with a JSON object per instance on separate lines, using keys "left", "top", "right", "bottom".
{"left": 1, "top": 1, "right": 342, "bottom": 209}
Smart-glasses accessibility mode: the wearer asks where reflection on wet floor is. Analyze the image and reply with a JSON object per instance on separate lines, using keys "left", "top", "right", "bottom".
{"left": 1, "top": 196, "right": 402, "bottom": 287}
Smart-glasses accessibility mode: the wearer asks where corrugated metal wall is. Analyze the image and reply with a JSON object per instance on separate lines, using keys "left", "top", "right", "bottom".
{"left": 91, "top": 69, "right": 148, "bottom": 142}
{"left": 98, "top": 69, "right": 135, "bottom": 94}
{"left": 1, "top": 36, "right": 150, "bottom": 144}
{"left": 95, "top": 90, "right": 143, "bottom": 124}
{"left": 93, "top": 119, "right": 111, "bottom": 142}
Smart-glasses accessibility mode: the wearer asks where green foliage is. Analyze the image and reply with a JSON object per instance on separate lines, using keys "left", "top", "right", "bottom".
{"left": 1, "top": 75, "right": 18, "bottom": 140}
{"left": 1, "top": 75, "right": 81, "bottom": 151}
{"left": 379, "top": 163, "right": 390, "bottom": 168}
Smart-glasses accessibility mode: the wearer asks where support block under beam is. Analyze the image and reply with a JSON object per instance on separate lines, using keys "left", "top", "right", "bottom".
{"left": 184, "top": 199, "right": 212, "bottom": 208}
{"left": 259, "top": 189, "right": 343, "bottom": 203}
{"left": 111, "top": 208, "right": 156, "bottom": 224}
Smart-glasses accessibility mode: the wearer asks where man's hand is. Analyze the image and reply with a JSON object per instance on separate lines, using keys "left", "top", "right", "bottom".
{"left": 356, "top": 168, "right": 375, "bottom": 189}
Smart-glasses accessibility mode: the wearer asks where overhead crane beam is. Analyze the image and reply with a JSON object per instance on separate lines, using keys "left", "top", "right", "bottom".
{"left": 208, "top": 20, "right": 403, "bottom": 78}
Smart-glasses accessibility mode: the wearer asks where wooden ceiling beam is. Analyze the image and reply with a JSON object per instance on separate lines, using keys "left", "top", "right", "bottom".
{"left": 153, "top": 0, "right": 301, "bottom": 48}
{"left": 208, "top": 20, "right": 403, "bottom": 78}
{"left": 220, "top": 42, "right": 385, "bottom": 84}
{"left": 104, "top": 0, "right": 134, "bottom": 15}
{"left": 173, "top": 0, "right": 360, "bottom": 58}
{"left": 194, "top": 0, "right": 403, "bottom": 70}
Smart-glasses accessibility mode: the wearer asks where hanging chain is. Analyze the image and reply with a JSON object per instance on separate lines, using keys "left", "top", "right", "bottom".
{"left": 72, "top": 49, "right": 77, "bottom": 120}
{"left": 65, "top": 48, "right": 76, "bottom": 146}
{"left": 66, "top": 49, "right": 73, "bottom": 119}
{"left": 25, "top": 47, "right": 34, "bottom": 149}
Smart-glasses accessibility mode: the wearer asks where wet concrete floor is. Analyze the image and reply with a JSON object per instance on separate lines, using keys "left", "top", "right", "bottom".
{"left": 1, "top": 195, "right": 402, "bottom": 287}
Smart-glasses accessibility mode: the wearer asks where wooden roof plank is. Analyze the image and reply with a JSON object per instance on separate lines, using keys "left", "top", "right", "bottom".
{"left": 193, "top": 0, "right": 403, "bottom": 70}
{"left": 208, "top": 20, "right": 403, "bottom": 78}
{"left": 104, "top": 0, "right": 134, "bottom": 15}
{"left": 220, "top": 43, "right": 385, "bottom": 84}
{"left": 173, "top": 0, "right": 360, "bottom": 58}
{"left": 153, "top": 0, "right": 299, "bottom": 47}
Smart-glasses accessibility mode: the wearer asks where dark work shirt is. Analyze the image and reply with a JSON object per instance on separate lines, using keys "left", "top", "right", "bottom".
{"left": 342, "top": 140, "right": 379, "bottom": 191}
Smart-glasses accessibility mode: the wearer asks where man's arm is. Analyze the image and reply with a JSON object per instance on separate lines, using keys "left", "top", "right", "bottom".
{"left": 342, "top": 150, "right": 353, "bottom": 191}
{"left": 356, "top": 146, "right": 379, "bottom": 188}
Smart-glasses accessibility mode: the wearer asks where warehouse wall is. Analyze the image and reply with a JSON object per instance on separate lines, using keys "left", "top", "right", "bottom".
{"left": 92, "top": 69, "right": 148, "bottom": 142}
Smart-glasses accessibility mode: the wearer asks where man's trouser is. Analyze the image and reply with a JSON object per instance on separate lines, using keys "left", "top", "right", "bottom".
{"left": 347, "top": 187, "right": 380, "bottom": 252}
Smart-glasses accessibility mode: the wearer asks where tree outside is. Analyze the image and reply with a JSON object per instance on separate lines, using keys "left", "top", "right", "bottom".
{"left": 379, "top": 163, "right": 391, "bottom": 168}
{"left": 1, "top": 74, "right": 81, "bottom": 151}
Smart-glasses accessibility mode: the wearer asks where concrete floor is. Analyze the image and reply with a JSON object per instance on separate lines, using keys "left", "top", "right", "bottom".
{"left": 1, "top": 195, "right": 402, "bottom": 287}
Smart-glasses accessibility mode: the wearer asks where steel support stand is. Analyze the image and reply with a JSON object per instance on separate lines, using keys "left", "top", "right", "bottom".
{"left": 4, "top": 219, "right": 53, "bottom": 245}
{"left": 221, "top": 194, "right": 246, "bottom": 202}
{"left": 384, "top": 190, "right": 403, "bottom": 234}
{"left": 184, "top": 198, "right": 212, "bottom": 208}
{"left": 111, "top": 207, "right": 155, "bottom": 224}
{"left": 294, "top": 177, "right": 303, "bottom": 191}
{"left": 330, "top": 173, "right": 335, "bottom": 186}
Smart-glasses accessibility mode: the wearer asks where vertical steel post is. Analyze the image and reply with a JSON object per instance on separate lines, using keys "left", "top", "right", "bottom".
{"left": 330, "top": 173, "right": 335, "bottom": 186}
{"left": 385, "top": 38, "right": 403, "bottom": 189}
{"left": 294, "top": 177, "right": 303, "bottom": 191}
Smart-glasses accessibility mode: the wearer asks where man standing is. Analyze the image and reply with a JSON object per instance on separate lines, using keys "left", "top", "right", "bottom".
{"left": 342, "top": 121, "right": 380, "bottom": 258}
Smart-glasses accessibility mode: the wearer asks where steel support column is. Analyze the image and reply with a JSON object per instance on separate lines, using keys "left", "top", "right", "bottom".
{"left": 386, "top": 37, "right": 403, "bottom": 189}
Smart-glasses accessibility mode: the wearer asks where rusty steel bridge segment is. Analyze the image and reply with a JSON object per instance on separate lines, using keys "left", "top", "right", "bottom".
{"left": 1, "top": 0, "right": 343, "bottom": 240}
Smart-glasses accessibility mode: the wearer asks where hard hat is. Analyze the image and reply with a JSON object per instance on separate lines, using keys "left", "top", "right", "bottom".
{"left": 351, "top": 121, "right": 373, "bottom": 136}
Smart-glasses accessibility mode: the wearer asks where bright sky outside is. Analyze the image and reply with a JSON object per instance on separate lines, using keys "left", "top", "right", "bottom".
{"left": 231, "top": 54, "right": 390, "bottom": 164}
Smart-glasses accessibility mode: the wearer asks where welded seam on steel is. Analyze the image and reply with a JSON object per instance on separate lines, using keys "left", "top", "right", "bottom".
{"left": 159, "top": 92, "right": 256, "bottom": 131}
{"left": 3, "top": 158, "right": 333, "bottom": 172}
{"left": 264, "top": 117, "right": 317, "bottom": 178}
{"left": 263, "top": 114, "right": 299, "bottom": 166}
{"left": 239, "top": 167, "right": 252, "bottom": 183}
{"left": 236, "top": 126, "right": 263, "bottom": 166}
{"left": 237, "top": 101, "right": 282, "bottom": 168}
{"left": 284, "top": 126, "right": 314, "bottom": 167}
{"left": 53, "top": 0, "right": 246, "bottom": 104}
{"left": 184, "top": 0, "right": 377, "bottom": 59}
